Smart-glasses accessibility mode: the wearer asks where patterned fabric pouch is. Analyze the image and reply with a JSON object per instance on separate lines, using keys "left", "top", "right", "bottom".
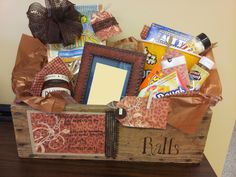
{"left": 30, "top": 57, "right": 72, "bottom": 96}
{"left": 115, "top": 96, "right": 170, "bottom": 129}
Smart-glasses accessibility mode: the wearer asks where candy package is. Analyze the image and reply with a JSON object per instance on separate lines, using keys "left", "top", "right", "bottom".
{"left": 142, "top": 41, "right": 200, "bottom": 70}
{"left": 140, "top": 41, "right": 200, "bottom": 90}
{"left": 139, "top": 71, "right": 188, "bottom": 98}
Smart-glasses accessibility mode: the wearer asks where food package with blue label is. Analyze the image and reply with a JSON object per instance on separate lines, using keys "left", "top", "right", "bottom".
{"left": 145, "top": 23, "right": 193, "bottom": 48}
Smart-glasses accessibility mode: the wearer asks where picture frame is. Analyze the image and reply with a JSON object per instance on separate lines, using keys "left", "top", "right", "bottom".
{"left": 74, "top": 42, "right": 145, "bottom": 104}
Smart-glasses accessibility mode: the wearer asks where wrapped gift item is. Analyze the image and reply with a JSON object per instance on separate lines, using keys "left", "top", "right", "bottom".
{"left": 91, "top": 11, "right": 122, "bottom": 41}
{"left": 30, "top": 58, "right": 72, "bottom": 97}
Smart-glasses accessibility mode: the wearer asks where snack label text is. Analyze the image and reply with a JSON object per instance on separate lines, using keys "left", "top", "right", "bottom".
{"left": 154, "top": 86, "right": 186, "bottom": 99}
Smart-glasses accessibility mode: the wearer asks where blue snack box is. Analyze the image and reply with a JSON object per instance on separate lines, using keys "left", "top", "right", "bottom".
{"left": 145, "top": 23, "right": 193, "bottom": 48}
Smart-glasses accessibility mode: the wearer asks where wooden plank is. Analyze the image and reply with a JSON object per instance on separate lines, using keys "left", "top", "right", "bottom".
{"left": 11, "top": 105, "right": 33, "bottom": 158}
{"left": 11, "top": 104, "right": 212, "bottom": 163}
{"left": 115, "top": 110, "right": 212, "bottom": 163}
{"left": 11, "top": 103, "right": 113, "bottom": 113}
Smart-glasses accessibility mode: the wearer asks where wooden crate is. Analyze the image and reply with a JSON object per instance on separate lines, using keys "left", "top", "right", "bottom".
{"left": 11, "top": 103, "right": 212, "bottom": 163}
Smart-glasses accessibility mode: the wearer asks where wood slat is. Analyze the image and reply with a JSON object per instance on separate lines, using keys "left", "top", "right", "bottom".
{"left": 11, "top": 104, "right": 212, "bottom": 163}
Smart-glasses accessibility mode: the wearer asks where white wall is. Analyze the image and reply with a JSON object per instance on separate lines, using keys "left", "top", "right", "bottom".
{"left": 1, "top": 0, "right": 236, "bottom": 176}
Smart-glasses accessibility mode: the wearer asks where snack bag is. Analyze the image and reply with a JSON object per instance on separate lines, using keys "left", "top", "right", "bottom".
{"left": 142, "top": 41, "right": 200, "bottom": 79}
{"left": 139, "top": 58, "right": 163, "bottom": 90}
{"left": 139, "top": 71, "right": 187, "bottom": 98}
{"left": 140, "top": 41, "right": 199, "bottom": 90}
{"left": 142, "top": 42, "right": 162, "bottom": 80}
{"left": 48, "top": 33, "right": 104, "bottom": 61}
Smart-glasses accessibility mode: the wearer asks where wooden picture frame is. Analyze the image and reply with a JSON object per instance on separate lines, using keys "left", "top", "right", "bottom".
{"left": 74, "top": 42, "right": 145, "bottom": 104}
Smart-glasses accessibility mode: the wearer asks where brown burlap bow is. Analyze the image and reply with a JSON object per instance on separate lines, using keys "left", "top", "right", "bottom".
{"left": 27, "top": 0, "right": 83, "bottom": 46}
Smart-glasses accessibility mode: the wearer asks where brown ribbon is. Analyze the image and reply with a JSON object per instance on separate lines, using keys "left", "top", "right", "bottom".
{"left": 27, "top": 0, "right": 83, "bottom": 46}
{"left": 92, "top": 17, "right": 118, "bottom": 33}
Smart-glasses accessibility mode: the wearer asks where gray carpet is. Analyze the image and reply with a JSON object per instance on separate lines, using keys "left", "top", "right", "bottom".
{"left": 222, "top": 122, "right": 236, "bottom": 177}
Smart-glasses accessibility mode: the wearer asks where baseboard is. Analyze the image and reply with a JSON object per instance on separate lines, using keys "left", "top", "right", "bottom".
{"left": 0, "top": 104, "right": 12, "bottom": 122}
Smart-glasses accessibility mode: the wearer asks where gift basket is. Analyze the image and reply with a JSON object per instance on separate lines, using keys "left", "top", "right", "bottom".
{"left": 11, "top": 0, "right": 222, "bottom": 163}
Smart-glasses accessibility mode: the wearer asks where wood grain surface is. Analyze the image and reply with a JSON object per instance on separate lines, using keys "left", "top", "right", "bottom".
{"left": 11, "top": 104, "right": 212, "bottom": 163}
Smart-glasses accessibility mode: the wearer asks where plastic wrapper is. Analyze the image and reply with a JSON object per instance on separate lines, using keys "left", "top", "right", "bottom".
{"left": 12, "top": 34, "right": 74, "bottom": 112}
{"left": 139, "top": 71, "right": 188, "bottom": 98}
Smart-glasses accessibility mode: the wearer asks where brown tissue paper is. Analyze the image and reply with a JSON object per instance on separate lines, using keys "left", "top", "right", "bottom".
{"left": 12, "top": 34, "right": 69, "bottom": 112}
{"left": 107, "top": 36, "right": 144, "bottom": 52}
{"left": 166, "top": 48, "right": 222, "bottom": 134}
{"left": 109, "top": 38, "right": 222, "bottom": 134}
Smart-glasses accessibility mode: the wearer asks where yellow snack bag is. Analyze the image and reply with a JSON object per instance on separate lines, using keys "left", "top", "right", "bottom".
{"left": 140, "top": 41, "right": 201, "bottom": 90}
{"left": 143, "top": 40, "right": 201, "bottom": 73}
